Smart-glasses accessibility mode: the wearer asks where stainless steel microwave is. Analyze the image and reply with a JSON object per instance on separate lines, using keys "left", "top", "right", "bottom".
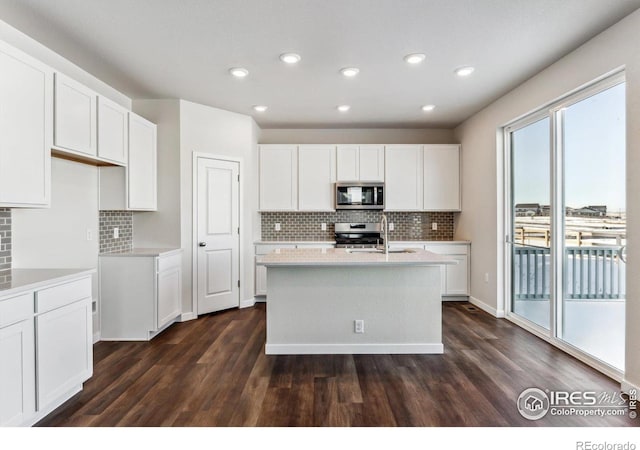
{"left": 335, "top": 183, "right": 384, "bottom": 210}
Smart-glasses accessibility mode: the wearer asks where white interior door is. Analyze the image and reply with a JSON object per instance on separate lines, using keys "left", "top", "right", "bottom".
{"left": 196, "top": 157, "right": 240, "bottom": 315}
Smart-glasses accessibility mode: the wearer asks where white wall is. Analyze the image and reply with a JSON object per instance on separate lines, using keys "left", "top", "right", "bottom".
{"left": 259, "top": 128, "right": 454, "bottom": 144}
{"left": 132, "top": 99, "right": 182, "bottom": 248}
{"left": 12, "top": 158, "right": 100, "bottom": 329}
{"left": 0, "top": 19, "right": 130, "bottom": 109}
{"left": 180, "top": 100, "right": 260, "bottom": 311}
{"left": 454, "top": 10, "right": 640, "bottom": 388}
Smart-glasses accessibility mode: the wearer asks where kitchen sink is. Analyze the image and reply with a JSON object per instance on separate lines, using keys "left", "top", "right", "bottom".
{"left": 345, "top": 248, "right": 416, "bottom": 254}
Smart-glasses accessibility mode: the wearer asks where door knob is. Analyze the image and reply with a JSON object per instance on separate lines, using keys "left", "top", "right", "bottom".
{"left": 199, "top": 242, "right": 207, "bottom": 247}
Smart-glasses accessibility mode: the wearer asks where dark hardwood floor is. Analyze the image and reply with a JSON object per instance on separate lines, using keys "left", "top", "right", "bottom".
{"left": 37, "top": 302, "right": 635, "bottom": 427}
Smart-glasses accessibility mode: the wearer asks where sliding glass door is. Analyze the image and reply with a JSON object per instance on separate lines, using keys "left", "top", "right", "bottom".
{"left": 507, "top": 74, "right": 626, "bottom": 372}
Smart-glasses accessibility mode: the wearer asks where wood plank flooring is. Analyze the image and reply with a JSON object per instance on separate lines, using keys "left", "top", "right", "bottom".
{"left": 37, "top": 302, "right": 636, "bottom": 427}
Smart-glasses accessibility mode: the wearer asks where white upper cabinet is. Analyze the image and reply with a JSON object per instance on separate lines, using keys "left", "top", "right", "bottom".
{"left": 358, "top": 145, "right": 385, "bottom": 181}
{"left": 54, "top": 73, "right": 97, "bottom": 157}
{"left": 384, "top": 145, "right": 423, "bottom": 210}
{"left": 336, "top": 145, "right": 359, "bottom": 181}
{"left": 336, "top": 145, "right": 384, "bottom": 182}
{"left": 127, "top": 112, "right": 157, "bottom": 210}
{"left": 298, "top": 145, "right": 336, "bottom": 211}
{"left": 259, "top": 145, "right": 298, "bottom": 211}
{"left": 0, "top": 41, "right": 52, "bottom": 208}
{"left": 423, "top": 144, "right": 461, "bottom": 211}
{"left": 97, "top": 96, "right": 128, "bottom": 165}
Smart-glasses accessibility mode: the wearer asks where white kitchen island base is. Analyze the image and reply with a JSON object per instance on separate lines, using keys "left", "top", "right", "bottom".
{"left": 265, "top": 264, "right": 443, "bottom": 355}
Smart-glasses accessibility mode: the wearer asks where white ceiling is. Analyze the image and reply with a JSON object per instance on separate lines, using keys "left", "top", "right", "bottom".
{"left": 1, "top": 0, "right": 639, "bottom": 128}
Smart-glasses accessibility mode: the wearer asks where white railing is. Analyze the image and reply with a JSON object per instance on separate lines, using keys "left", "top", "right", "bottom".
{"left": 513, "top": 246, "right": 625, "bottom": 300}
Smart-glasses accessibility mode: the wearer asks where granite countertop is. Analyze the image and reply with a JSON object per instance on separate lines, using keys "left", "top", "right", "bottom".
{"left": 257, "top": 248, "right": 458, "bottom": 267}
{"left": 99, "top": 248, "right": 182, "bottom": 257}
{"left": 0, "top": 268, "right": 96, "bottom": 297}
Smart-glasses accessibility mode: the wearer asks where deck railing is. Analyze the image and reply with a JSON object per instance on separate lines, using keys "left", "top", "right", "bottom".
{"left": 513, "top": 246, "right": 625, "bottom": 300}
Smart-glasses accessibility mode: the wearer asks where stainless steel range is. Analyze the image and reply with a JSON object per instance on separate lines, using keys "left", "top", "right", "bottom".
{"left": 334, "top": 223, "right": 383, "bottom": 248}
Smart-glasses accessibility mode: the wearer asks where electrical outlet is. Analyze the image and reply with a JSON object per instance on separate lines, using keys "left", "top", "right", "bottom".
{"left": 113, "top": 227, "right": 119, "bottom": 239}
{"left": 389, "top": 222, "right": 394, "bottom": 231}
{"left": 321, "top": 223, "right": 327, "bottom": 231}
{"left": 432, "top": 222, "right": 438, "bottom": 231}
{"left": 86, "top": 229, "right": 92, "bottom": 241}
{"left": 275, "top": 223, "right": 281, "bottom": 231}
{"left": 354, "top": 319, "right": 365, "bottom": 334}
{"left": 484, "top": 272, "right": 489, "bottom": 283}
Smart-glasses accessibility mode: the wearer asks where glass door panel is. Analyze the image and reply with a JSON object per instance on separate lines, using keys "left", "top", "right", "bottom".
{"left": 560, "top": 82, "right": 626, "bottom": 370}
{"left": 510, "top": 117, "right": 551, "bottom": 330}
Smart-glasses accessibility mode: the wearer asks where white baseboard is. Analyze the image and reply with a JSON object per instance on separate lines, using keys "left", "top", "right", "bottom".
{"left": 265, "top": 342, "right": 444, "bottom": 355}
{"left": 254, "top": 296, "right": 266, "bottom": 303}
{"left": 180, "top": 312, "right": 197, "bottom": 322}
{"left": 469, "top": 296, "right": 505, "bottom": 318}
{"left": 240, "top": 297, "right": 256, "bottom": 309}
{"left": 621, "top": 379, "right": 640, "bottom": 394}
{"left": 92, "top": 331, "right": 100, "bottom": 344}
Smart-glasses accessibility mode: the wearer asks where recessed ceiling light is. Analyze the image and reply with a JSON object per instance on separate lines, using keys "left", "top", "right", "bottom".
{"left": 337, "top": 105, "right": 351, "bottom": 112}
{"left": 229, "top": 67, "right": 249, "bottom": 78}
{"left": 280, "top": 53, "right": 301, "bottom": 64}
{"left": 253, "top": 105, "right": 268, "bottom": 112}
{"left": 455, "top": 66, "right": 475, "bottom": 77}
{"left": 340, "top": 67, "right": 360, "bottom": 77}
{"left": 421, "top": 104, "right": 436, "bottom": 112}
{"left": 404, "top": 53, "right": 426, "bottom": 64}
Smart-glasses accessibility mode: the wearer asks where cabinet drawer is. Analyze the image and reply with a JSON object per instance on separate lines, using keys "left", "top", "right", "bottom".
{"left": 35, "top": 277, "right": 92, "bottom": 314}
{"left": 255, "top": 244, "right": 296, "bottom": 255}
{"left": 0, "top": 293, "right": 33, "bottom": 328}
{"left": 425, "top": 244, "right": 469, "bottom": 255}
{"left": 157, "top": 253, "right": 182, "bottom": 273}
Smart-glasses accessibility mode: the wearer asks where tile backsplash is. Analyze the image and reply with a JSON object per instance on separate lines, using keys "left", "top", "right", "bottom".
{"left": 99, "top": 211, "right": 133, "bottom": 253}
{"left": 260, "top": 211, "right": 454, "bottom": 241}
{"left": 0, "top": 208, "right": 11, "bottom": 271}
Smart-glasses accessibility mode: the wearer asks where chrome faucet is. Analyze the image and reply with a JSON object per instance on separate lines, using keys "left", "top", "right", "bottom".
{"left": 379, "top": 214, "right": 389, "bottom": 255}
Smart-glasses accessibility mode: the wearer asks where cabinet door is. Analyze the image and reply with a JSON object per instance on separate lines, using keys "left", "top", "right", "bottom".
{"left": 97, "top": 96, "right": 128, "bottom": 165}
{"left": 255, "top": 258, "right": 267, "bottom": 296}
{"left": 157, "top": 266, "right": 182, "bottom": 329}
{"left": 336, "top": 145, "right": 359, "bottom": 181}
{"left": 384, "top": 145, "right": 423, "bottom": 210}
{"left": 54, "top": 73, "right": 97, "bottom": 156}
{"left": 0, "top": 319, "right": 35, "bottom": 426}
{"left": 445, "top": 255, "right": 469, "bottom": 296}
{"left": 423, "top": 145, "right": 461, "bottom": 211}
{"left": 36, "top": 298, "right": 92, "bottom": 412}
{"left": 0, "top": 41, "right": 52, "bottom": 207}
{"left": 128, "top": 112, "right": 157, "bottom": 210}
{"left": 298, "top": 145, "right": 336, "bottom": 211}
{"left": 259, "top": 145, "right": 298, "bottom": 211}
{"left": 359, "top": 145, "right": 385, "bottom": 182}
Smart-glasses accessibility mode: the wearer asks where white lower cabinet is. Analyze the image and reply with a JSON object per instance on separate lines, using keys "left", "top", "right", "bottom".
{"left": 424, "top": 243, "right": 470, "bottom": 298}
{"left": 0, "top": 272, "right": 93, "bottom": 427}
{"left": 0, "top": 298, "right": 35, "bottom": 426}
{"left": 35, "top": 297, "right": 92, "bottom": 412}
{"left": 100, "top": 251, "right": 182, "bottom": 340}
{"left": 254, "top": 244, "right": 297, "bottom": 297}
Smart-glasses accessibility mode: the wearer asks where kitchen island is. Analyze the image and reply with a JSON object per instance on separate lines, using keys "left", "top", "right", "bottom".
{"left": 258, "top": 247, "right": 456, "bottom": 355}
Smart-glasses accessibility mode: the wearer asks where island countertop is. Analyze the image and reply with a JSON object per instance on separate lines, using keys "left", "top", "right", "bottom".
{"left": 257, "top": 247, "right": 457, "bottom": 267}
{"left": 0, "top": 268, "right": 96, "bottom": 297}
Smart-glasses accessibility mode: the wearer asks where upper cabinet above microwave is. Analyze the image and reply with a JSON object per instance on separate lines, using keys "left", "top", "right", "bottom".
{"left": 336, "top": 145, "right": 384, "bottom": 182}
